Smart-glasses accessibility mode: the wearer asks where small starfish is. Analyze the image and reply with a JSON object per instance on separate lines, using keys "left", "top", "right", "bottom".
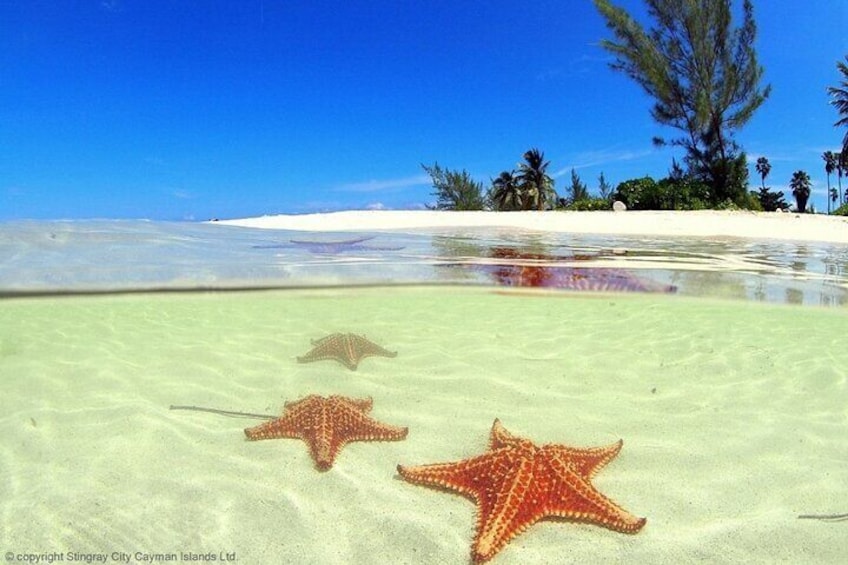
{"left": 244, "top": 394, "right": 408, "bottom": 471}
{"left": 297, "top": 332, "right": 397, "bottom": 370}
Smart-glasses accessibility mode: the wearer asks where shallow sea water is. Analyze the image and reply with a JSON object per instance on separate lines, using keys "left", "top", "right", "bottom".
{"left": 1, "top": 221, "right": 847, "bottom": 564}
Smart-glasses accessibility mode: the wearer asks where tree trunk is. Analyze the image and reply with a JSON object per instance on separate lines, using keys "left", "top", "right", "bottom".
{"left": 796, "top": 193, "right": 809, "bottom": 213}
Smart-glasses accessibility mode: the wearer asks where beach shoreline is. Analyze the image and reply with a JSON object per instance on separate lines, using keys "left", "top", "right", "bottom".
{"left": 213, "top": 210, "right": 848, "bottom": 244}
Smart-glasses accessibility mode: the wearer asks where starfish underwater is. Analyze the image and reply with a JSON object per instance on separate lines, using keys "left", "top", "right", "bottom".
{"left": 397, "top": 419, "right": 645, "bottom": 563}
{"left": 297, "top": 332, "right": 398, "bottom": 371}
{"left": 244, "top": 394, "right": 408, "bottom": 471}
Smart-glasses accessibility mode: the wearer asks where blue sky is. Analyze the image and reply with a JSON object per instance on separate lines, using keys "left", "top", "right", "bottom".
{"left": 1, "top": 1, "right": 847, "bottom": 220}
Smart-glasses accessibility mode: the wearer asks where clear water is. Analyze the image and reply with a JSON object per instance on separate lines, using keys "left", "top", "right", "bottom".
{"left": 1, "top": 219, "right": 847, "bottom": 304}
{"left": 1, "top": 221, "right": 847, "bottom": 564}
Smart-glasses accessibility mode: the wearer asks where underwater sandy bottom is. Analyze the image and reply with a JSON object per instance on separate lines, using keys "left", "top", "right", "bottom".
{"left": 1, "top": 287, "right": 846, "bottom": 564}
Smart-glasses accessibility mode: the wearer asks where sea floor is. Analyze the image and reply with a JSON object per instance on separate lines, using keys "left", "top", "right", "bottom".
{"left": 1, "top": 286, "right": 846, "bottom": 564}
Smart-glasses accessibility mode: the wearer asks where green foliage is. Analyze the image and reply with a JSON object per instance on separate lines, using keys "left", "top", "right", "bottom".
{"left": 568, "top": 168, "right": 589, "bottom": 203}
{"left": 689, "top": 152, "right": 751, "bottom": 204}
{"left": 489, "top": 170, "right": 523, "bottom": 211}
{"left": 789, "top": 170, "right": 811, "bottom": 213}
{"left": 726, "top": 191, "right": 763, "bottom": 211}
{"left": 594, "top": 0, "right": 769, "bottom": 202}
{"left": 613, "top": 176, "right": 658, "bottom": 210}
{"left": 754, "top": 187, "right": 787, "bottom": 212}
{"left": 833, "top": 202, "right": 848, "bottom": 216}
{"left": 827, "top": 56, "right": 848, "bottom": 156}
{"left": 517, "top": 148, "right": 557, "bottom": 210}
{"left": 566, "top": 197, "right": 614, "bottom": 211}
{"left": 613, "top": 174, "right": 712, "bottom": 210}
{"left": 822, "top": 151, "right": 838, "bottom": 213}
{"left": 598, "top": 172, "right": 613, "bottom": 200}
{"left": 755, "top": 156, "right": 771, "bottom": 189}
{"left": 422, "top": 163, "right": 486, "bottom": 211}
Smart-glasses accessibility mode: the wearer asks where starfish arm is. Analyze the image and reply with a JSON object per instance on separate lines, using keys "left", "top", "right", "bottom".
{"left": 397, "top": 449, "right": 514, "bottom": 500}
{"left": 336, "top": 413, "right": 409, "bottom": 444}
{"left": 473, "top": 452, "right": 537, "bottom": 564}
{"left": 489, "top": 419, "right": 516, "bottom": 450}
{"left": 546, "top": 440, "right": 623, "bottom": 478}
{"left": 244, "top": 414, "right": 306, "bottom": 441}
{"left": 544, "top": 452, "right": 646, "bottom": 533}
{"left": 327, "top": 395, "right": 373, "bottom": 413}
{"left": 354, "top": 338, "right": 398, "bottom": 358}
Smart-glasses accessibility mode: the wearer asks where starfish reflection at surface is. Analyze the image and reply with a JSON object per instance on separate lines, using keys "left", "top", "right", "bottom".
{"left": 470, "top": 247, "right": 676, "bottom": 293}
{"left": 253, "top": 235, "right": 404, "bottom": 254}
{"left": 398, "top": 419, "right": 646, "bottom": 563}
{"left": 297, "top": 332, "right": 398, "bottom": 370}
{"left": 244, "top": 394, "right": 408, "bottom": 471}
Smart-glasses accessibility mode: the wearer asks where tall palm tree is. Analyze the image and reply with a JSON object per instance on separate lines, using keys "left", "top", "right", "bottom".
{"left": 490, "top": 171, "right": 522, "bottom": 211}
{"left": 827, "top": 56, "right": 848, "bottom": 157}
{"left": 517, "top": 148, "right": 556, "bottom": 211}
{"left": 823, "top": 151, "right": 837, "bottom": 213}
{"left": 755, "top": 156, "right": 771, "bottom": 190}
{"left": 789, "top": 170, "right": 811, "bottom": 213}
{"left": 839, "top": 152, "right": 847, "bottom": 205}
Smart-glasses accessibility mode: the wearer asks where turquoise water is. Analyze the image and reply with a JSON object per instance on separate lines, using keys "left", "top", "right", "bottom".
{"left": 1, "top": 220, "right": 847, "bottom": 564}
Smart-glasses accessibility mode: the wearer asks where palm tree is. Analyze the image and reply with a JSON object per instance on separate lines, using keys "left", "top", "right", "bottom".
{"left": 827, "top": 57, "right": 848, "bottom": 157}
{"left": 789, "top": 170, "right": 811, "bottom": 213}
{"left": 517, "top": 148, "right": 556, "bottom": 211}
{"left": 823, "top": 151, "right": 837, "bottom": 213}
{"left": 490, "top": 171, "right": 523, "bottom": 211}
{"left": 755, "top": 156, "right": 771, "bottom": 190}
{"left": 839, "top": 152, "right": 847, "bottom": 205}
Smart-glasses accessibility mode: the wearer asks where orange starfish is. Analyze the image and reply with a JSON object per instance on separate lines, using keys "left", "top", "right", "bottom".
{"left": 397, "top": 419, "right": 645, "bottom": 563}
{"left": 296, "top": 333, "right": 397, "bottom": 370}
{"left": 244, "top": 395, "right": 407, "bottom": 471}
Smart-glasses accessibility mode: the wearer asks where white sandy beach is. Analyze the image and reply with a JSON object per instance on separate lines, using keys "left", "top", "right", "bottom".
{"left": 215, "top": 210, "right": 848, "bottom": 244}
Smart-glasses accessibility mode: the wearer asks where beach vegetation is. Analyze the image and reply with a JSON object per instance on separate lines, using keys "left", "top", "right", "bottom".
{"left": 422, "top": 163, "right": 486, "bottom": 211}
{"left": 490, "top": 170, "right": 523, "bottom": 211}
{"left": 517, "top": 148, "right": 557, "bottom": 211}
{"left": 789, "top": 170, "right": 811, "bottom": 213}
{"left": 823, "top": 151, "right": 837, "bottom": 213}
{"left": 567, "top": 197, "right": 615, "bottom": 211}
{"left": 593, "top": 0, "right": 770, "bottom": 204}
{"left": 613, "top": 165, "right": 715, "bottom": 211}
{"left": 598, "top": 172, "right": 613, "bottom": 201}
{"left": 755, "top": 156, "right": 771, "bottom": 189}
{"left": 827, "top": 56, "right": 848, "bottom": 159}
{"left": 567, "top": 168, "right": 590, "bottom": 204}
{"left": 752, "top": 187, "right": 787, "bottom": 212}
{"left": 833, "top": 202, "right": 848, "bottom": 216}
{"left": 753, "top": 156, "right": 787, "bottom": 211}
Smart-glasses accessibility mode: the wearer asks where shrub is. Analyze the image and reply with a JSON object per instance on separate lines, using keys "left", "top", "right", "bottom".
{"left": 613, "top": 175, "right": 712, "bottom": 210}
{"left": 754, "top": 187, "right": 788, "bottom": 211}
{"left": 613, "top": 177, "right": 658, "bottom": 210}
{"left": 566, "top": 197, "right": 613, "bottom": 211}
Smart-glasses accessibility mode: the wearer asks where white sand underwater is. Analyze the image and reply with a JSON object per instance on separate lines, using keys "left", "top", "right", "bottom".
{"left": 1, "top": 287, "right": 846, "bottom": 564}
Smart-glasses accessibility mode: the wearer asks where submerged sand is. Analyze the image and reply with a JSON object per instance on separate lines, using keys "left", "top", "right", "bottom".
{"left": 1, "top": 287, "right": 846, "bottom": 564}
{"left": 215, "top": 210, "right": 848, "bottom": 244}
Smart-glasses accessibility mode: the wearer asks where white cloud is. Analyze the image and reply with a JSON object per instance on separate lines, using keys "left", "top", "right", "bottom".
{"left": 365, "top": 202, "right": 387, "bottom": 210}
{"left": 552, "top": 147, "right": 654, "bottom": 177}
{"left": 334, "top": 174, "right": 430, "bottom": 193}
